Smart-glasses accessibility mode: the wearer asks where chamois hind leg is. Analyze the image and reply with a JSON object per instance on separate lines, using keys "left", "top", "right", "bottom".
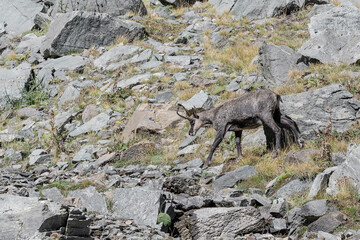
{"left": 279, "top": 114, "right": 303, "bottom": 148}
{"left": 235, "top": 130, "right": 243, "bottom": 158}
{"left": 203, "top": 130, "right": 226, "bottom": 169}
{"left": 260, "top": 114, "right": 282, "bottom": 158}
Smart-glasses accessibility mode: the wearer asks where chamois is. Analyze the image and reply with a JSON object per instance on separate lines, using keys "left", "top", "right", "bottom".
{"left": 177, "top": 89, "right": 302, "bottom": 168}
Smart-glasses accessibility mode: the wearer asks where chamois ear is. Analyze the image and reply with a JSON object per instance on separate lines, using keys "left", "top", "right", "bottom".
{"left": 192, "top": 107, "right": 199, "bottom": 119}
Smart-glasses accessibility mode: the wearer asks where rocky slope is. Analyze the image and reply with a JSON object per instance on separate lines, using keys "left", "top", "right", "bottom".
{"left": 1, "top": 0, "right": 360, "bottom": 239}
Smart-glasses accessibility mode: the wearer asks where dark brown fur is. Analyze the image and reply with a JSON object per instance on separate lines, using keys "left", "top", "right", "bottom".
{"left": 177, "top": 89, "right": 302, "bottom": 168}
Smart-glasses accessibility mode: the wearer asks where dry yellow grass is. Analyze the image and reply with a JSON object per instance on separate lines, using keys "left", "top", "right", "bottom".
{"left": 204, "top": 39, "right": 259, "bottom": 74}
{"left": 177, "top": 87, "right": 203, "bottom": 100}
{"left": 174, "top": 81, "right": 191, "bottom": 90}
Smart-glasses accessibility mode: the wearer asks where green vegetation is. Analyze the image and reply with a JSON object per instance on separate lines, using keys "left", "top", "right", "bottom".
{"left": 157, "top": 213, "right": 172, "bottom": 227}
{"left": 38, "top": 179, "right": 107, "bottom": 197}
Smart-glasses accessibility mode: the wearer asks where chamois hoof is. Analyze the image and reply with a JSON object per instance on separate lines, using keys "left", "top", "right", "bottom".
{"left": 202, "top": 162, "right": 209, "bottom": 169}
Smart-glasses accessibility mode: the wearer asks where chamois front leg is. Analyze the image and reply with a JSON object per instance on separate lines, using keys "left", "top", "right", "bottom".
{"left": 235, "top": 130, "right": 243, "bottom": 158}
{"left": 203, "top": 130, "right": 225, "bottom": 169}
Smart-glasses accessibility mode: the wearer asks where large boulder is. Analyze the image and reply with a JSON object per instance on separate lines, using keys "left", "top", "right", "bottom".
{"left": 327, "top": 144, "right": 360, "bottom": 196}
{"left": 0, "top": 0, "right": 44, "bottom": 35}
{"left": 68, "top": 186, "right": 108, "bottom": 214}
{"left": 299, "top": 3, "right": 360, "bottom": 64}
{"left": 121, "top": 103, "right": 182, "bottom": 143}
{"left": 0, "top": 63, "right": 33, "bottom": 110}
{"left": 281, "top": 84, "right": 360, "bottom": 140}
{"left": 0, "top": 194, "right": 64, "bottom": 240}
{"left": 209, "top": 0, "right": 305, "bottom": 20}
{"left": 258, "top": 43, "right": 308, "bottom": 87}
{"left": 112, "top": 187, "right": 164, "bottom": 227}
{"left": 41, "top": 11, "right": 146, "bottom": 57}
{"left": 180, "top": 207, "right": 266, "bottom": 239}
{"left": 52, "top": 0, "right": 147, "bottom": 16}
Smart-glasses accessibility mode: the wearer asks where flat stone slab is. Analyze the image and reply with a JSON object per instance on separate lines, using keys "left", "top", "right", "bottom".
{"left": 42, "top": 11, "right": 146, "bottom": 57}
{"left": 69, "top": 113, "right": 110, "bottom": 137}
{"left": 68, "top": 186, "right": 108, "bottom": 214}
{"left": 0, "top": 63, "right": 32, "bottom": 109}
{"left": 0, "top": 0, "right": 43, "bottom": 35}
{"left": 112, "top": 187, "right": 163, "bottom": 227}
{"left": 0, "top": 194, "right": 62, "bottom": 240}
{"left": 187, "top": 207, "right": 266, "bottom": 239}
{"left": 299, "top": 3, "right": 360, "bottom": 64}
{"left": 212, "top": 165, "right": 257, "bottom": 191}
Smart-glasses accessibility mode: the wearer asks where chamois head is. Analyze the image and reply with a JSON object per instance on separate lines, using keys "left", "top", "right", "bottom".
{"left": 176, "top": 106, "right": 202, "bottom": 136}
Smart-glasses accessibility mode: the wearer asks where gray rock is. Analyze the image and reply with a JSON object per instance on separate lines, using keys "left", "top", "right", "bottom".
{"left": 212, "top": 165, "right": 257, "bottom": 191}
{"left": 273, "top": 179, "right": 311, "bottom": 199}
{"left": 129, "top": 49, "right": 152, "bottom": 64}
{"left": 69, "top": 112, "right": 110, "bottom": 137}
{"left": 270, "top": 218, "right": 287, "bottom": 233}
{"left": 332, "top": 152, "right": 346, "bottom": 166}
{"left": 94, "top": 45, "right": 139, "bottom": 69}
{"left": 0, "top": 0, "right": 43, "bottom": 35}
{"left": 38, "top": 55, "right": 89, "bottom": 73}
{"left": 179, "top": 127, "right": 205, "bottom": 149}
{"left": 65, "top": 207, "right": 92, "bottom": 237}
{"left": 299, "top": 3, "right": 360, "bottom": 64}
{"left": 34, "top": 12, "right": 52, "bottom": 30}
{"left": 155, "top": 91, "right": 173, "bottom": 103}
{"left": 284, "top": 149, "right": 321, "bottom": 164}
{"left": 174, "top": 72, "right": 187, "bottom": 82}
{"left": 178, "top": 90, "right": 213, "bottom": 112}
{"left": 210, "top": 0, "right": 305, "bottom": 20}
{"left": 258, "top": 43, "right": 308, "bottom": 87}
{"left": 42, "top": 11, "right": 146, "bottom": 57}
{"left": 68, "top": 186, "right": 108, "bottom": 214}
{"left": 307, "top": 167, "right": 337, "bottom": 200}
{"left": 327, "top": 144, "right": 360, "bottom": 195}
{"left": 16, "top": 107, "right": 42, "bottom": 120}
{"left": 270, "top": 198, "right": 287, "bottom": 218}
{"left": 140, "top": 60, "right": 163, "bottom": 70}
{"left": 242, "top": 128, "right": 267, "bottom": 149}
{"left": 52, "top": 0, "right": 147, "bottom": 16}
{"left": 0, "top": 194, "right": 62, "bottom": 240}
{"left": 154, "top": 7, "right": 172, "bottom": 17}
{"left": 15, "top": 35, "right": 45, "bottom": 55}
{"left": 281, "top": 84, "right": 360, "bottom": 140}
{"left": 177, "top": 144, "right": 200, "bottom": 156}
{"left": 174, "top": 158, "right": 203, "bottom": 170}
{"left": 29, "top": 149, "right": 52, "bottom": 166}
{"left": 186, "top": 207, "right": 266, "bottom": 239}
{"left": 250, "top": 194, "right": 271, "bottom": 207}
{"left": 41, "top": 188, "right": 64, "bottom": 204}
{"left": 3, "top": 148, "right": 23, "bottom": 163}
{"left": 164, "top": 55, "right": 191, "bottom": 65}
{"left": 0, "top": 63, "right": 33, "bottom": 110}
{"left": 308, "top": 211, "right": 347, "bottom": 233}
{"left": 112, "top": 187, "right": 163, "bottom": 227}
{"left": 226, "top": 78, "right": 241, "bottom": 92}
{"left": 117, "top": 73, "right": 151, "bottom": 89}
{"left": 82, "top": 104, "right": 98, "bottom": 123}
{"left": 72, "top": 145, "right": 99, "bottom": 163}
{"left": 163, "top": 176, "right": 201, "bottom": 196}
{"left": 317, "top": 231, "right": 341, "bottom": 240}
{"left": 58, "top": 85, "right": 80, "bottom": 108}
{"left": 298, "top": 199, "right": 330, "bottom": 224}
{"left": 172, "top": 194, "right": 208, "bottom": 211}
